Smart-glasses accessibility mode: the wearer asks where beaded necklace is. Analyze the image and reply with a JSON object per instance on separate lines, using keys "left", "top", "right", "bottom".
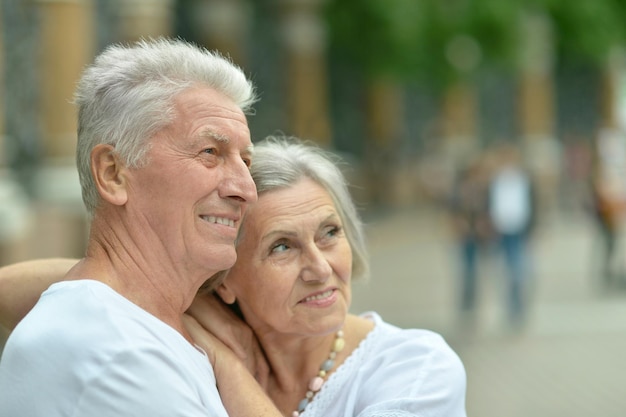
{"left": 291, "top": 329, "right": 345, "bottom": 417}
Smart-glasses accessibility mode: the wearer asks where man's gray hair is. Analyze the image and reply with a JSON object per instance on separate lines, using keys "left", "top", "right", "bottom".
{"left": 74, "top": 37, "right": 257, "bottom": 215}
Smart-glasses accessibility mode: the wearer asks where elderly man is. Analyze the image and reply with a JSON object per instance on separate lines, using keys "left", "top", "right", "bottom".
{"left": 0, "top": 38, "right": 275, "bottom": 417}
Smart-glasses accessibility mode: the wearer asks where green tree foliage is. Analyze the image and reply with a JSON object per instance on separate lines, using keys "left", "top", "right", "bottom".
{"left": 325, "top": 0, "right": 424, "bottom": 80}
{"left": 325, "top": 0, "right": 626, "bottom": 86}
{"left": 544, "top": 0, "right": 626, "bottom": 65}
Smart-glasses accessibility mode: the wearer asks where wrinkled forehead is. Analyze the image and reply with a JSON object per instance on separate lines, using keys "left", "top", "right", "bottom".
{"left": 242, "top": 178, "right": 335, "bottom": 230}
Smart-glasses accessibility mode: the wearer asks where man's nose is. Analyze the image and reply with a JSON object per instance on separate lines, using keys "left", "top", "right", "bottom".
{"left": 222, "top": 159, "right": 258, "bottom": 204}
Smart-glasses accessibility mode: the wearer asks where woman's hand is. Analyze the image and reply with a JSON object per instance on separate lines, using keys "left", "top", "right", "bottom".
{"left": 185, "top": 293, "right": 269, "bottom": 389}
{"left": 0, "top": 258, "right": 78, "bottom": 330}
{"left": 182, "top": 314, "right": 281, "bottom": 417}
{"left": 182, "top": 314, "right": 236, "bottom": 368}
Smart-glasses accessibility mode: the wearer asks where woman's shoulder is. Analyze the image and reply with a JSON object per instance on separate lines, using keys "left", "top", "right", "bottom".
{"left": 360, "top": 312, "right": 450, "bottom": 345}
{"left": 335, "top": 312, "right": 467, "bottom": 416}
{"left": 357, "top": 311, "right": 465, "bottom": 375}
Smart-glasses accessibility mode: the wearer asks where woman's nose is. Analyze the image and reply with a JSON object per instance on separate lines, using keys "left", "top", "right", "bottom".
{"left": 300, "top": 246, "right": 333, "bottom": 282}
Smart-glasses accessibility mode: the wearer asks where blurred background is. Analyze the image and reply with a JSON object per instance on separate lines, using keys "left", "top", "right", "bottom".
{"left": 1, "top": 0, "right": 626, "bottom": 416}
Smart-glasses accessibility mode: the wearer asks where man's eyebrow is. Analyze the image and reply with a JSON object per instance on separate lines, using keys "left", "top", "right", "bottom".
{"left": 195, "top": 129, "right": 253, "bottom": 155}
{"left": 199, "top": 129, "right": 230, "bottom": 143}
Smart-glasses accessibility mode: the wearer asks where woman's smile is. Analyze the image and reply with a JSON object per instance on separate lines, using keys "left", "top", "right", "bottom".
{"left": 299, "top": 288, "right": 338, "bottom": 306}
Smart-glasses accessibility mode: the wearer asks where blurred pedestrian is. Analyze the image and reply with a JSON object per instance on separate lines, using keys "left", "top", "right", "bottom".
{"left": 587, "top": 140, "right": 626, "bottom": 286}
{"left": 448, "top": 152, "right": 493, "bottom": 327}
{"left": 487, "top": 142, "right": 537, "bottom": 330}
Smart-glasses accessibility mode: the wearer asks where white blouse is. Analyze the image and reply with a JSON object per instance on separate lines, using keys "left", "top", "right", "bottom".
{"left": 302, "top": 312, "right": 467, "bottom": 417}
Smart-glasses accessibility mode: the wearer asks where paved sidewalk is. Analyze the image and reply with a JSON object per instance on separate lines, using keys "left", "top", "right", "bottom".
{"left": 352, "top": 206, "right": 626, "bottom": 417}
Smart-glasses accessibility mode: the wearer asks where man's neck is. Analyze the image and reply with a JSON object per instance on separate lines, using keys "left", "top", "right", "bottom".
{"left": 69, "top": 244, "right": 195, "bottom": 342}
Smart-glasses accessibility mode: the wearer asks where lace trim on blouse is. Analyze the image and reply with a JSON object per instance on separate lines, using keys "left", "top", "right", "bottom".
{"left": 301, "top": 313, "right": 382, "bottom": 416}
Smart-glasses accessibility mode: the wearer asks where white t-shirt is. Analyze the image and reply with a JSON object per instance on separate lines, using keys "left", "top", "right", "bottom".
{"left": 489, "top": 167, "right": 532, "bottom": 234}
{"left": 303, "top": 312, "right": 467, "bottom": 417}
{"left": 0, "top": 280, "right": 228, "bottom": 417}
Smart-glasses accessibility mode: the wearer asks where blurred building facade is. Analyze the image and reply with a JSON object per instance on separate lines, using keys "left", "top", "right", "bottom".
{"left": 1, "top": 0, "right": 626, "bottom": 267}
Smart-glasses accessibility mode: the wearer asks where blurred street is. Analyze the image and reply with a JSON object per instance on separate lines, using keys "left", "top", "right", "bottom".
{"left": 352, "top": 205, "right": 626, "bottom": 417}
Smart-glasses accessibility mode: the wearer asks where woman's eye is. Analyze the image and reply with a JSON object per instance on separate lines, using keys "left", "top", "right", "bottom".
{"left": 203, "top": 148, "right": 217, "bottom": 155}
{"left": 270, "top": 242, "right": 289, "bottom": 253}
{"left": 325, "top": 225, "right": 341, "bottom": 238}
{"left": 242, "top": 157, "right": 252, "bottom": 168}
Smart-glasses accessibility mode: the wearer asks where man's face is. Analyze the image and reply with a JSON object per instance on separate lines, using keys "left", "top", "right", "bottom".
{"left": 126, "top": 87, "right": 257, "bottom": 276}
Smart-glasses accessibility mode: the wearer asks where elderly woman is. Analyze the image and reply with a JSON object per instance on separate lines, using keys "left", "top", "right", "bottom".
{"left": 0, "top": 137, "right": 467, "bottom": 417}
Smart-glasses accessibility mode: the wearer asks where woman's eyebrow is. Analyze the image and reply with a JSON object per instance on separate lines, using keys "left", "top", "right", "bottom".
{"left": 261, "top": 229, "right": 297, "bottom": 243}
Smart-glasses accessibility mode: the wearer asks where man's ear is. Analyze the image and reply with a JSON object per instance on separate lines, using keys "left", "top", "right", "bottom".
{"left": 91, "top": 144, "right": 129, "bottom": 206}
{"left": 215, "top": 282, "right": 237, "bottom": 305}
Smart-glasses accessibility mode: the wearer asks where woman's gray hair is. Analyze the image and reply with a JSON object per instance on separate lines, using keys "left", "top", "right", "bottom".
{"left": 75, "top": 37, "right": 257, "bottom": 215}
{"left": 248, "top": 136, "right": 369, "bottom": 281}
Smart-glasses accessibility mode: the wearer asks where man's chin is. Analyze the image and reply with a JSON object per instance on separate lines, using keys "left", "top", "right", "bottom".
{"left": 209, "top": 245, "right": 237, "bottom": 271}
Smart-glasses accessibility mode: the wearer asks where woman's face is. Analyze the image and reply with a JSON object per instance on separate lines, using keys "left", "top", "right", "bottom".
{"left": 218, "top": 177, "right": 353, "bottom": 337}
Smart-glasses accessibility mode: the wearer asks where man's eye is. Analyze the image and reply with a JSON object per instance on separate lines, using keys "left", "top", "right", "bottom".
{"left": 242, "top": 157, "right": 252, "bottom": 167}
{"left": 203, "top": 148, "right": 217, "bottom": 155}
